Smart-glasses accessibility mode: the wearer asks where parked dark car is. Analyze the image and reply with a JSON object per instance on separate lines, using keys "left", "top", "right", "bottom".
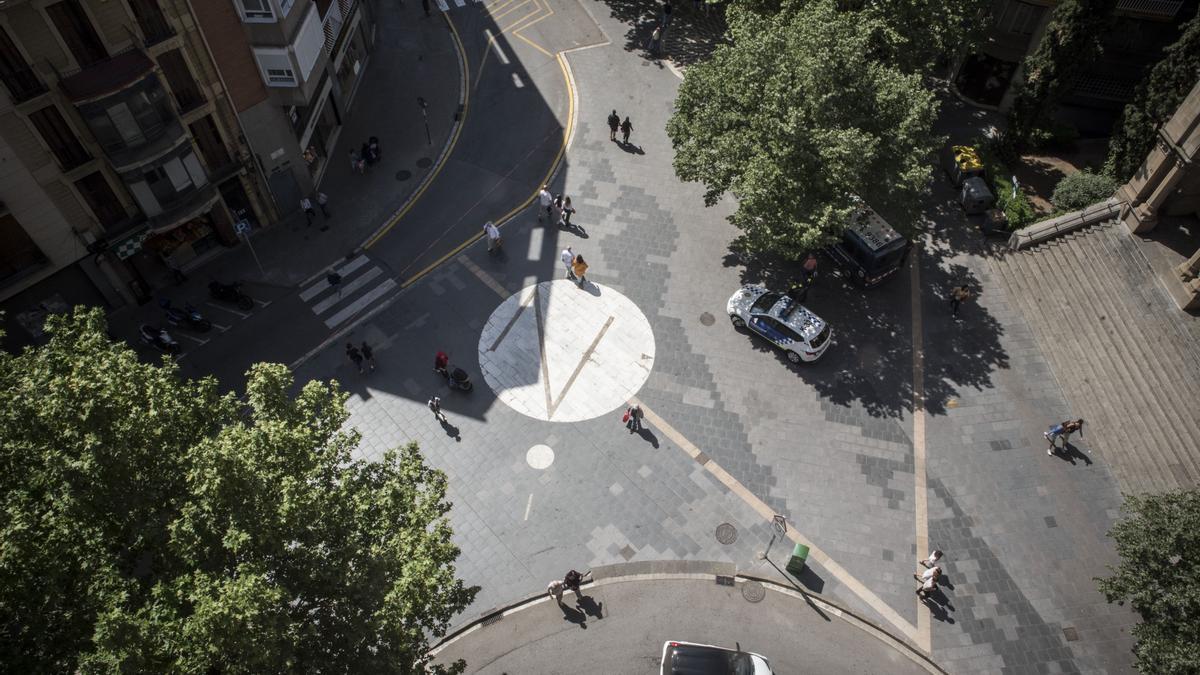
{"left": 824, "top": 203, "right": 911, "bottom": 287}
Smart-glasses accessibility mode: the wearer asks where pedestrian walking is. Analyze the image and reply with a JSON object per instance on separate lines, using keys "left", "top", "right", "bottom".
{"left": 564, "top": 569, "right": 591, "bottom": 598}
{"left": 620, "top": 116, "right": 633, "bottom": 144}
{"left": 317, "top": 192, "right": 330, "bottom": 217}
{"left": 360, "top": 142, "right": 371, "bottom": 167}
{"left": 561, "top": 246, "right": 575, "bottom": 279}
{"left": 1045, "top": 418, "right": 1084, "bottom": 455}
{"left": 607, "top": 109, "right": 620, "bottom": 141}
{"left": 646, "top": 25, "right": 663, "bottom": 55}
{"left": 560, "top": 197, "right": 575, "bottom": 227}
{"left": 802, "top": 253, "right": 818, "bottom": 285}
{"left": 950, "top": 284, "right": 972, "bottom": 318}
{"left": 625, "top": 404, "right": 644, "bottom": 432}
{"left": 428, "top": 395, "right": 446, "bottom": 423}
{"left": 346, "top": 343, "right": 364, "bottom": 374}
{"left": 920, "top": 549, "right": 943, "bottom": 569}
{"left": 547, "top": 579, "right": 565, "bottom": 604}
{"left": 360, "top": 341, "right": 376, "bottom": 372}
{"left": 537, "top": 185, "right": 553, "bottom": 221}
{"left": 572, "top": 254, "right": 589, "bottom": 287}
{"left": 350, "top": 149, "right": 364, "bottom": 174}
{"left": 914, "top": 565, "right": 941, "bottom": 598}
{"left": 484, "top": 220, "right": 502, "bottom": 253}
{"left": 301, "top": 196, "right": 315, "bottom": 226}
{"left": 368, "top": 136, "right": 381, "bottom": 163}
{"left": 326, "top": 267, "right": 343, "bottom": 297}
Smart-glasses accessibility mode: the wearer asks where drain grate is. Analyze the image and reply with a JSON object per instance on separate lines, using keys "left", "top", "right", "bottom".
{"left": 716, "top": 575, "right": 735, "bottom": 587}
{"left": 1062, "top": 626, "right": 1079, "bottom": 642}
{"left": 715, "top": 522, "right": 738, "bottom": 545}
{"left": 741, "top": 580, "right": 765, "bottom": 603}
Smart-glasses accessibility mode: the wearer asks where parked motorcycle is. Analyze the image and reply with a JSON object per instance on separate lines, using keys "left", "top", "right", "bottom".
{"left": 139, "top": 324, "right": 180, "bottom": 355}
{"left": 160, "top": 299, "right": 212, "bottom": 332}
{"left": 208, "top": 280, "right": 254, "bottom": 310}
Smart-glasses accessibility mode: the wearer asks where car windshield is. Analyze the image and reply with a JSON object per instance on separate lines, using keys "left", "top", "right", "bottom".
{"left": 750, "top": 292, "right": 781, "bottom": 315}
{"left": 669, "top": 646, "right": 755, "bottom": 675}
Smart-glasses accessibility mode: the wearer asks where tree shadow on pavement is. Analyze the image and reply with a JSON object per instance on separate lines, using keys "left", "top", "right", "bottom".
{"left": 591, "top": 0, "right": 731, "bottom": 70}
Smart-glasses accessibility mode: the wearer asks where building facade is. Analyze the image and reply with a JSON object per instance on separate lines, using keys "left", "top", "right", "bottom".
{"left": 192, "top": 0, "right": 375, "bottom": 215}
{"left": 0, "top": 0, "right": 276, "bottom": 348}
{"left": 954, "top": 0, "right": 1195, "bottom": 131}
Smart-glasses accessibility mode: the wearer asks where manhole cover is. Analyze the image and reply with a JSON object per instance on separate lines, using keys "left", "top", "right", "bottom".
{"left": 395, "top": 170, "right": 412, "bottom": 181}
{"left": 416, "top": 157, "right": 433, "bottom": 168}
{"left": 715, "top": 522, "right": 738, "bottom": 545}
{"left": 699, "top": 312, "right": 715, "bottom": 326}
{"left": 741, "top": 580, "right": 765, "bottom": 603}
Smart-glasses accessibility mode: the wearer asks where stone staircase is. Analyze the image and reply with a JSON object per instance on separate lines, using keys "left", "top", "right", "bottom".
{"left": 989, "top": 220, "right": 1200, "bottom": 494}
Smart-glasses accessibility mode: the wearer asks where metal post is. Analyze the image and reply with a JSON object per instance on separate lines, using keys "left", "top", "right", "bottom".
{"left": 236, "top": 221, "right": 265, "bottom": 279}
{"left": 417, "top": 96, "right": 431, "bottom": 146}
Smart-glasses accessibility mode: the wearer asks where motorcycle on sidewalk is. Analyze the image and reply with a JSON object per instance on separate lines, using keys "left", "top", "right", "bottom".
{"left": 208, "top": 280, "right": 254, "bottom": 311}
{"left": 160, "top": 299, "right": 212, "bottom": 332}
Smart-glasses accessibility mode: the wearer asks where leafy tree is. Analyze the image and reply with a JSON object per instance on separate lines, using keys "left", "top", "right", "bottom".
{"left": 1051, "top": 170, "right": 1117, "bottom": 211}
{"left": 1104, "top": 13, "right": 1200, "bottom": 182}
{"left": 0, "top": 308, "right": 476, "bottom": 674}
{"left": 667, "top": 0, "right": 940, "bottom": 259}
{"left": 1003, "top": 0, "right": 1118, "bottom": 153}
{"left": 1096, "top": 490, "right": 1200, "bottom": 675}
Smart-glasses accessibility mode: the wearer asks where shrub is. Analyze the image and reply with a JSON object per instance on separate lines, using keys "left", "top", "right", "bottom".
{"left": 979, "top": 139, "right": 1038, "bottom": 229}
{"left": 1052, "top": 170, "right": 1117, "bottom": 211}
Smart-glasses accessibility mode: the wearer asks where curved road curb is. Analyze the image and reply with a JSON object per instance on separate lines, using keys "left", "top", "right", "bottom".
{"left": 427, "top": 561, "right": 946, "bottom": 674}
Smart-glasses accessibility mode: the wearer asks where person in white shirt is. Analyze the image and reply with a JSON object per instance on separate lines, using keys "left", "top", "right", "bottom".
{"left": 561, "top": 246, "right": 575, "bottom": 279}
{"left": 538, "top": 186, "right": 553, "bottom": 221}
{"left": 484, "top": 221, "right": 501, "bottom": 252}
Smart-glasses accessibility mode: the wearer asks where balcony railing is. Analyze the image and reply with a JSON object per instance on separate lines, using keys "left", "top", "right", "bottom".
{"left": 1, "top": 65, "right": 48, "bottom": 103}
{"left": 1115, "top": 0, "right": 1184, "bottom": 18}
{"left": 321, "top": 1, "right": 345, "bottom": 56}
{"left": 138, "top": 14, "right": 176, "bottom": 47}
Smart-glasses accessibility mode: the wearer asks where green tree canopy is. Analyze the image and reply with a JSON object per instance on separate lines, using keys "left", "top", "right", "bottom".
{"left": 0, "top": 308, "right": 476, "bottom": 673}
{"left": 667, "top": 0, "right": 940, "bottom": 258}
{"left": 1004, "top": 0, "right": 1118, "bottom": 152}
{"left": 1104, "top": 13, "right": 1200, "bottom": 182}
{"left": 1096, "top": 490, "right": 1200, "bottom": 675}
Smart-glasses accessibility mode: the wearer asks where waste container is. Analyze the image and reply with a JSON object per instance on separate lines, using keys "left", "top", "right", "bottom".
{"left": 945, "top": 145, "right": 986, "bottom": 187}
{"left": 961, "top": 176, "right": 995, "bottom": 215}
{"left": 786, "top": 543, "right": 810, "bottom": 575}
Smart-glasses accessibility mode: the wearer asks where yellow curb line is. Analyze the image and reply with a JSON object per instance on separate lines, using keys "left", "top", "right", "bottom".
{"left": 363, "top": 13, "right": 471, "bottom": 250}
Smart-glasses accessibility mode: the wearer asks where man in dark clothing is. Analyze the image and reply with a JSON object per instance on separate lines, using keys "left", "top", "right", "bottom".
{"left": 346, "top": 343, "right": 364, "bottom": 374}
{"left": 607, "top": 110, "right": 620, "bottom": 141}
{"left": 620, "top": 117, "right": 633, "bottom": 144}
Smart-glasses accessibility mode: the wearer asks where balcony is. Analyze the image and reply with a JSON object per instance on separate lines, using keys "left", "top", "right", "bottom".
{"left": 147, "top": 182, "right": 219, "bottom": 234}
{"left": 59, "top": 49, "right": 156, "bottom": 103}
{"left": 137, "top": 12, "right": 176, "bottom": 47}
{"left": 1, "top": 64, "right": 47, "bottom": 103}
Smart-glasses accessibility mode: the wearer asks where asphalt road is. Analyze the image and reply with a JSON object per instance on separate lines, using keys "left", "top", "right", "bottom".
{"left": 430, "top": 576, "right": 936, "bottom": 674}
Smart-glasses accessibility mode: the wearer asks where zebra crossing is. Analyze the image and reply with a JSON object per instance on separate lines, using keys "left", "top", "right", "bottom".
{"left": 435, "top": 0, "right": 485, "bottom": 11}
{"left": 300, "top": 255, "right": 398, "bottom": 329}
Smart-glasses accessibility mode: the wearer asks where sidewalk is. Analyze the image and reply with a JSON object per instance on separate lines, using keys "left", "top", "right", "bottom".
{"left": 429, "top": 566, "right": 940, "bottom": 674}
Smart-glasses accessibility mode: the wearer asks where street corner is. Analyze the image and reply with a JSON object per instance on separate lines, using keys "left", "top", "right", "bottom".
{"left": 478, "top": 279, "right": 656, "bottom": 422}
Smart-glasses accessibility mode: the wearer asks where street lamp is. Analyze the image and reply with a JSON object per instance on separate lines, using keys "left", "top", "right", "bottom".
{"left": 417, "top": 96, "right": 431, "bottom": 146}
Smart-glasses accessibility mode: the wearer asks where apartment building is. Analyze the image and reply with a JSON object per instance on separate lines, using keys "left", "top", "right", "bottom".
{"left": 193, "top": 0, "right": 375, "bottom": 213}
{"left": 0, "top": 0, "right": 275, "bottom": 348}
{"left": 954, "top": 0, "right": 1195, "bottom": 131}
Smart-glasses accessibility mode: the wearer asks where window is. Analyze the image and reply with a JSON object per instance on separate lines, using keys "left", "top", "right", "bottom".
{"left": 157, "top": 49, "right": 204, "bottom": 112}
{"left": 0, "top": 26, "right": 45, "bottom": 102}
{"left": 238, "top": 0, "right": 274, "bottom": 21}
{"left": 189, "top": 115, "right": 232, "bottom": 170}
{"left": 128, "top": 0, "right": 174, "bottom": 46}
{"left": 267, "top": 68, "right": 295, "bottom": 84}
{"left": 0, "top": 214, "right": 48, "bottom": 285}
{"left": 46, "top": 0, "right": 108, "bottom": 68}
{"left": 28, "top": 105, "right": 91, "bottom": 170}
{"left": 75, "top": 172, "right": 126, "bottom": 228}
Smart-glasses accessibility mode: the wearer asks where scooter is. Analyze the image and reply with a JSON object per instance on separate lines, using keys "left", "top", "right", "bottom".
{"left": 139, "top": 324, "right": 180, "bottom": 355}
{"left": 208, "top": 280, "right": 254, "bottom": 310}
{"left": 435, "top": 365, "right": 473, "bottom": 392}
{"left": 160, "top": 299, "right": 212, "bottom": 332}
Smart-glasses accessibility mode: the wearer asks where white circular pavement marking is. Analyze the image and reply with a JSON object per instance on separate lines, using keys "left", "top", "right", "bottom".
{"left": 526, "top": 444, "right": 555, "bottom": 469}
{"left": 478, "top": 280, "right": 656, "bottom": 422}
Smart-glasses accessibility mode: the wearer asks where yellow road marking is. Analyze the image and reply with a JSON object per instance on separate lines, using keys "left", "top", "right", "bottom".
{"left": 364, "top": 15, "right": 471, "bottom": 250}
{"left": 909, "top": 248, "right": 932, "bottom": 652}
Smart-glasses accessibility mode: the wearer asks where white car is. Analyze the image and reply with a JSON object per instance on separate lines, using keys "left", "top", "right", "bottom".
{"left": 726, "top": 284, "right": 832, "bottom": 363}
{"left": 660, "top": 640, "right": 774, "bottom": 674}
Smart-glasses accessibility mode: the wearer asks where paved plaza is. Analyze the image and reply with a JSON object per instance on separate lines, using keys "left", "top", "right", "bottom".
{"left": 127, "top": 1, "right": 1173, "bottom": 672}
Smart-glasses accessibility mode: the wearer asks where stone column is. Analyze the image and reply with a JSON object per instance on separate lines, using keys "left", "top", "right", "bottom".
{"left": 1118, "top": 79, "right": 1200, "bottom": 233}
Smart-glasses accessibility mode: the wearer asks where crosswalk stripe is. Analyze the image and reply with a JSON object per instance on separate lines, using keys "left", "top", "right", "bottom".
{"left": 300, "top": 255, "right": 372, "bottom": 301}
{"left": 324, "top": 279, "right": 398, "bottom": 328}
{"left": 311, "top": 266, "right": 383, "bottom": 315}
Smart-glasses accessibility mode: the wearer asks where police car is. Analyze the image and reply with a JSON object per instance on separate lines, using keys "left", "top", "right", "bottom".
{"left": 726, "top": 284, "right": 832, "bottom": 363}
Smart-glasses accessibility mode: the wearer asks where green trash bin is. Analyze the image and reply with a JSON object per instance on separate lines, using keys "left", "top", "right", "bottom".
{"left": 786, "top": 543, "right": 810, "bottom": 575}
